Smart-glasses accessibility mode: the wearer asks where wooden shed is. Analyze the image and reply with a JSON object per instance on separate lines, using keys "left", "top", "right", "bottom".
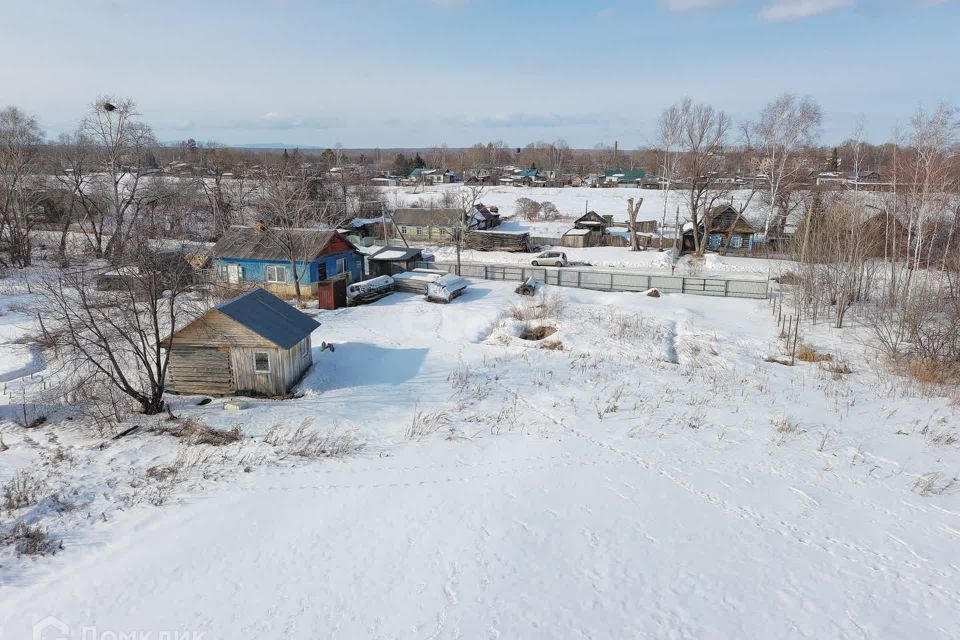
{"left": 163, "top": 288, "right": 320, "bottom": 397}
{"left": 366, "top": 246, "right": 424, "bottom": 277}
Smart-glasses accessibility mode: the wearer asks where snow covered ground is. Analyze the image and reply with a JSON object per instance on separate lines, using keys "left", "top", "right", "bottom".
{"left": 1, "top": 275, "right": 959, "bottom": 639}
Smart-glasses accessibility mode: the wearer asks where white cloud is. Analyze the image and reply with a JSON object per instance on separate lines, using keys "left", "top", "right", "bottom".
{"left": 759, "top": 0, "right": 854, "bottom": 21}
{"left": 660, "top": 0, "right": 731, "bottom": 10}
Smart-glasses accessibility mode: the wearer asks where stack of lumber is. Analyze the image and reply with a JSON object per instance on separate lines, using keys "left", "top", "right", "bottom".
{"left": 393, "top": 271, "right": 440, "bottom": 295}
{"left": 464, "top": 230, "right": 531, "bottom": 253}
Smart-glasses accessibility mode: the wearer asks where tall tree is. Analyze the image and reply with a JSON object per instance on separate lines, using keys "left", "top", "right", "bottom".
{"left": 0, "top": 106, "right": 44, "bottom": 268}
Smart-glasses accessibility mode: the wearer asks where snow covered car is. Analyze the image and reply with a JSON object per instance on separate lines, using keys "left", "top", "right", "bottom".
{"left": 531, "top": 251, "right": 568, "bottom": 267}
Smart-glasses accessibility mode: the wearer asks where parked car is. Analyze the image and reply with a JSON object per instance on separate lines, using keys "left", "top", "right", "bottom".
{"left": 531, "top": 251, "right": 568, "bottom": 267}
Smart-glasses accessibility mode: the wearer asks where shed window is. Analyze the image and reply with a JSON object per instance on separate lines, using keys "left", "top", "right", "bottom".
{"left": 266, "top": 264, "right": 288, "bottom": 283}
{"left": 298, "top": 338, "right": 309, "bottom": 360}
{"left": 729, "top": 235, "right": 744, "bottom": 249}
{"left": 253, "top": 351, "right": 270, "bottom": 373}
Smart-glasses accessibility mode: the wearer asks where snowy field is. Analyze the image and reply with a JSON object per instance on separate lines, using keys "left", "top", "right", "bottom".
{"left": 1, "top": 275, "right": 959, "bottom": 639}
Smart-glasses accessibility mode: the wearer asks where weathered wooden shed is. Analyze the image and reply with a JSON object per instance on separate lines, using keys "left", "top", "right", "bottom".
{"left": 164, "top": 288, "right": 320, "bottom": 397}
{"left": 366, "top": 246, "right": 424, "bottom": 277}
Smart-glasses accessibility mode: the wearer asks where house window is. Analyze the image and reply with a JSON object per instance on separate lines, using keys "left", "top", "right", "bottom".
{"left": 253, "top": 351, "right": 270, "bottom": 373}
{"left": 265, "top": 264, "right": 288, "bottom": 283}
{"left": 298, "top": 338, "right": 309, "bottom": 360}
{"left": 224, "top": 264, "right": 243, "bottom": 284}
{"left": 708, "top": 233, "right": 724, "bottom": 249}
{"left": 415, "top": 226, "right": 424, "bottom": 237}
{"left": 336, "top": 257, "right": 348, "bottom": 274}
{"left": 729, "top": 235, "right": 744, "bottom": 249}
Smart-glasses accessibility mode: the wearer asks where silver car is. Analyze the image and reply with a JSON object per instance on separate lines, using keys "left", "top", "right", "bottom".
{"left": 531, "top": 251, "right": 568, "bottom": 267}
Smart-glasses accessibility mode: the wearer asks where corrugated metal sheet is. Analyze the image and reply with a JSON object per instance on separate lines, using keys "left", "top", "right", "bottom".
{"left": 216, "top": 288, "right": 319, "bottom": 349}
{"left": 212, "top": 227, "right": 336, "bottom": 261}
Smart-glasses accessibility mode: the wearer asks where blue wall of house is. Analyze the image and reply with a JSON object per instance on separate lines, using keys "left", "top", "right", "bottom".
{"left": 216, "top": 252, "right": 363, "bottom": 284}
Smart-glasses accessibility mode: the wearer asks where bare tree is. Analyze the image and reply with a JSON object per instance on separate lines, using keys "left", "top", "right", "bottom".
{"left": 453, "top": 185, "right": 484, "bottom": 276}
{"left": 0, "top": 106, "right": 44, "bottom": 268}
{"left": 626, "top": 197, "right": 645, "bottom": 251}
{"left": 37, "top": 240, "right": 197, "bottom": 416}
{"left": 56, "top": 97, "right": 156, "bottom": 260}
{"left": 195, "top": 143, "right": 257, "bottom": 238}
{"left": 257, "top": 160, "right": 338, "bottom": 305}
{"left": 749, "top": 93, "right": 822, "bottom": 238}
{"left": 674, "top": 98, "right": 731, "bottom": 256}
{"left": 656, "top": 104, "right": 683, "bottom": 251}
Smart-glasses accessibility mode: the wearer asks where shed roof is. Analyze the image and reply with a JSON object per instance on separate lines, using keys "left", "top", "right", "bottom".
{"left": 215, "top": 288, "right": 319, "bottom": 349}
{"left": 369, "top": 246, "right": 422, "bottom": 262}
{"left": 213, "top": 227, "right": 346, "bottom": 261}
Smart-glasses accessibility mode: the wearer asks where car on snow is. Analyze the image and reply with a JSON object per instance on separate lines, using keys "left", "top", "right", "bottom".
{"left": 531, "top": 251, "right": 568, "bottom": 267}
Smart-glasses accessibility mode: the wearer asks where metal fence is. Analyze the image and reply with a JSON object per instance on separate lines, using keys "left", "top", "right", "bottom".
{"left": 414, "top": 261, "right": 769, "bottom": 299}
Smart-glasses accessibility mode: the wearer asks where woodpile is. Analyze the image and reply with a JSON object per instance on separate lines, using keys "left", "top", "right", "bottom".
{"left": 464, "top": 230, "right": 531, "bottom": 253}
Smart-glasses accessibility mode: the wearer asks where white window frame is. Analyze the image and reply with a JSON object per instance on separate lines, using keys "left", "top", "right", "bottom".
{"left": 253, "top": 351, "right": 271, "bottom": 373}
{"left": 728, "top": 234, "right": 743, "bottom": 249}
{"left": 336, "top": 257, "right": 348, "bottom": 274}
{"left": 265, "top": 264, "right": 288, "bottom": 284}
{"left": 298, "top": 338, "right": 309, "bottom": 360}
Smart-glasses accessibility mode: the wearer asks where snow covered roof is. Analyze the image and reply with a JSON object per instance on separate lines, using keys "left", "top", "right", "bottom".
{"left": 369, "top": 246, "right": 422, "bottom": 262}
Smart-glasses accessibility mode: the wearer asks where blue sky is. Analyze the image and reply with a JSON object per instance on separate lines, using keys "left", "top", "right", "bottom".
{"left": 1, "top": 0, "right": 957, "bottom": 148}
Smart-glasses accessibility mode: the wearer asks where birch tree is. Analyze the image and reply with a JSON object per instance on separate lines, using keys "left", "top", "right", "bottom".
{"left": 749, "top": 93, "right": 822, "bottom": 238}
{"left": 656, "top": 104, "right": 683, "bottom": 251}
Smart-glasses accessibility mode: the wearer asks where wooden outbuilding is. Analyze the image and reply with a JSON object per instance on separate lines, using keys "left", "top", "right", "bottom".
{"left": 366, "top": 246, "right": 424, "bottom": 277}
{"left": 164, "top": 288, "right": 320, "bottom": 397}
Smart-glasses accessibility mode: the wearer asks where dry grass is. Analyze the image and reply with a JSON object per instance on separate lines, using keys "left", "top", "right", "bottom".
{"left": 406, "top": 406, "right": 453, "bottom": 441}
{"left": 2, "top": 471, "right": 46, "bottom": 512}
{"left": 4, "top": 520, "right": 61, "bottom": 556}
{"left": 152, "top": 419, "right": 243, "bottom": 446}
{"left": 539, "top": 340, "right": 564, "bottom": 351}
{"left": 265, "top": 419, "right": 365, "bottom": 458}
{"left": 913, "top": 472, "right": 959, "bottom": 497}
{"left": 796, "top": 344, "right": 834, "bottom": 363}
{"left": 905, "top": 358, "right": 960, "bottom": 386}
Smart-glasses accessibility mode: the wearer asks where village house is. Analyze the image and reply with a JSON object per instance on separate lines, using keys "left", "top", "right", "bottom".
{"left": 164, "top": 288, "right": 320, "bottom": 397}
{"left": 212, "top": 224, "right": 363, "bottom": 299}
{"left": 682, "top": 205, "right": 757, "bottom": 254}
{"left": 391, "top": 208, "right": 469, "bottom": 241}
{"left": 603, "top": 169, "right": 646, "bottom": 188}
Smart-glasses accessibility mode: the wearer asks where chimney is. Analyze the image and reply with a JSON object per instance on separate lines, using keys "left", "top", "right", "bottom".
{"left": 253, "top": 220, "right": 267, "bottom": 232}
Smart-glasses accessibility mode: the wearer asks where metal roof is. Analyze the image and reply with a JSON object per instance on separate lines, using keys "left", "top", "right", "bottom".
{"left": 212, "top": 227, "right": 339, "bottom": 261}
{"left": 368, "top": 246, "right": 422, "bottom": 262}
{"left": 216, "top": 288, "right": 319, "bottom": 349}
{"left": 391, "top": 208, "right": 460, "bottom": 226}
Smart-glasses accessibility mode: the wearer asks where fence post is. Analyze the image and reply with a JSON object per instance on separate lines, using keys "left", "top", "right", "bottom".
{"left": 578, "top": 270, "right": 582, "bottom": 288}
{"left": 724, "top": 279, "right": 730, "bottom": 297}
{"left": 609, "top": 272, "right": 614, "bottom": 291}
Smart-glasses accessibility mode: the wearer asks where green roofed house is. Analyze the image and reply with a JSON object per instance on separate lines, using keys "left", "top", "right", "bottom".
{"left": 603, "top": 169, "right": 646, "bottom": 187}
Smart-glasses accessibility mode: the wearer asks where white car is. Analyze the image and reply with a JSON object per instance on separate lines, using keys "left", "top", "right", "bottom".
{"left": 531, "top": 251, "right": 568, "bottom": 267}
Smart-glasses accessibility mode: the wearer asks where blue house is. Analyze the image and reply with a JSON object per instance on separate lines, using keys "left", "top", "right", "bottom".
{"left": 212, "top": 224, "right": 363, "bottom": 299}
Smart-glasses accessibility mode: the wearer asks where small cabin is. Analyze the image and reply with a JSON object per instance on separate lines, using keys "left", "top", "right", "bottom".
{"left": 164, "top": 288, "right": 320, "bottom": 397}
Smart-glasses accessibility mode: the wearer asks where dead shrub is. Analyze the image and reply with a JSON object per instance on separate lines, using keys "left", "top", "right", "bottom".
{"left": 152, "top": 419, "right": 243, "bottom": 446}
{"left": 265, "top": 419, "right": 365, "bottom": 458}
{"left": 905, "top": 358, "right": 960, "bottom": 386}
{"left": 5, "top": 520, "right": 61, "bottom": 556}
{"left": 406, "top": 406, "right": 453, "bottom": 441}
{"left": 826, "top": 361, "right": 853, "bottom": 376}
{"left": 540, "top": 340, "right": 564, "bottom": 351}
{"left": 796, "top": 344, "right": 833, "bottom": 363}
{"left": 3, "top": 471, "right": 46, "bottom": 512}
